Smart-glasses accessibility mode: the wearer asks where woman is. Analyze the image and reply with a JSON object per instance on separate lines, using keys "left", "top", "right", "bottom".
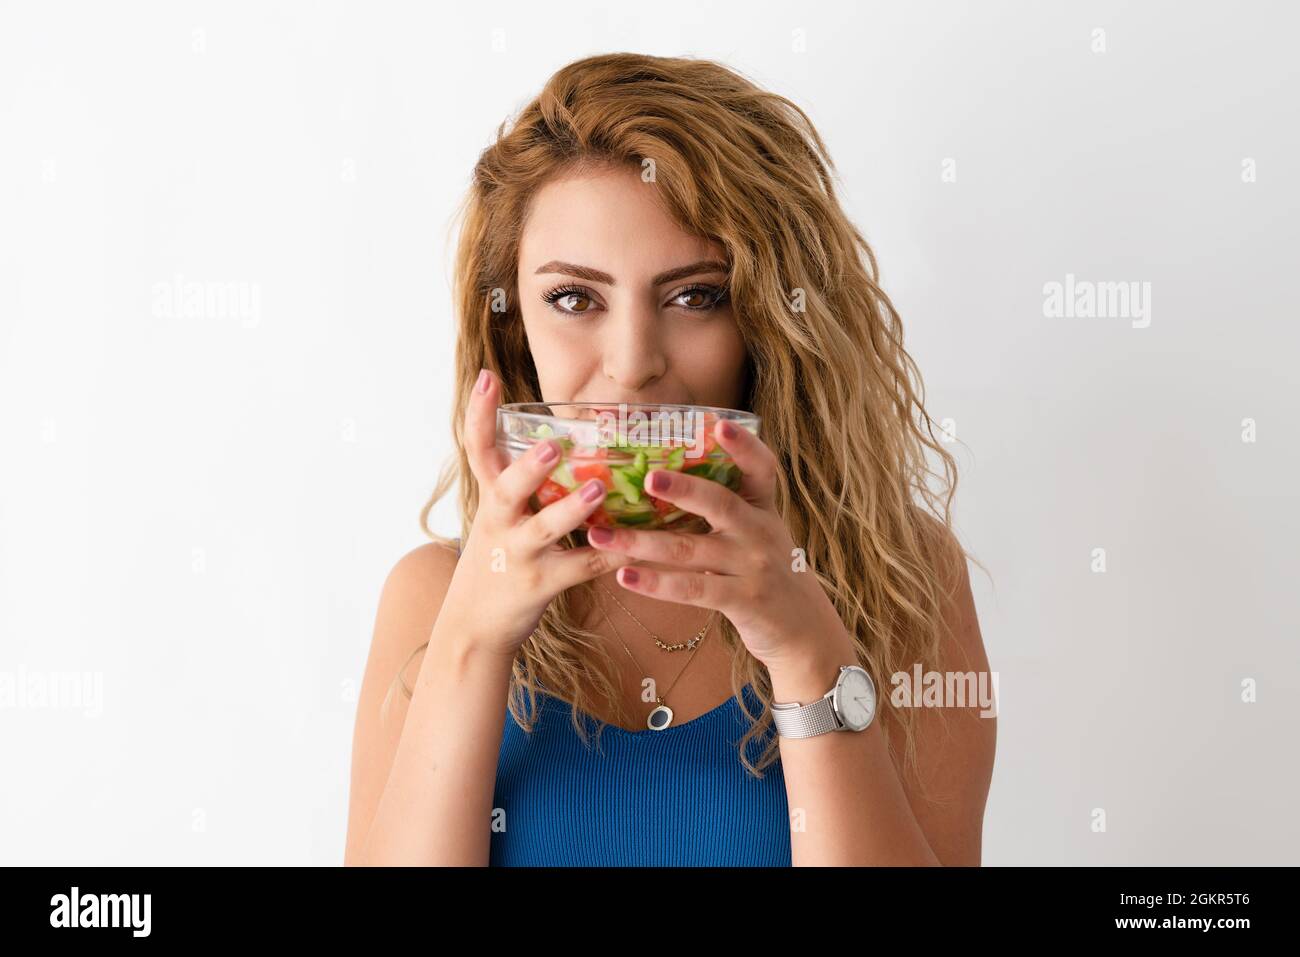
{"left": 345, "top": 53, "right": 995, "bottom": 866}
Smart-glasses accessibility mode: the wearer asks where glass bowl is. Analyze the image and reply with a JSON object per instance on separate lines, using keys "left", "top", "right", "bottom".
{"left": 496, "top": 402, "right": 761, "bottom": 533}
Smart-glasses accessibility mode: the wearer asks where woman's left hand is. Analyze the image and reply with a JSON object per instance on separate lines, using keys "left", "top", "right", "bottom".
{"left": 585, "top": 419, "right": 848, "bottom": 672}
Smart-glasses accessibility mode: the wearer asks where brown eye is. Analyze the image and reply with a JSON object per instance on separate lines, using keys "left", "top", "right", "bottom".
{"left": 671, "top": 284, "right": 728, "bottom": 311}
{"left": 542, "top": 285, "right": 599, "bottom": 316}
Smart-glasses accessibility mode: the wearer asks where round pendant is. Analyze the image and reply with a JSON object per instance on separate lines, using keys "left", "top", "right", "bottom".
{"left": 647, "top": 704, "right": 674, "bottom": 731}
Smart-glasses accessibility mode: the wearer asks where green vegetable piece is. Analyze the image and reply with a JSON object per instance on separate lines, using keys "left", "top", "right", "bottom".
{"left": 617, "top": 510, "right": 656, "bottom": 526}
{"left": 684, "top": 463, "right": 712, "bottom": 477}
{"left": 666, "top": 447, "right": 685, "bottom": 470}
{"left": 548, "top": 459, "right": 577, "bottom": 490}
{"left": 610, "top": 467, "right": 641, "bottom": 504}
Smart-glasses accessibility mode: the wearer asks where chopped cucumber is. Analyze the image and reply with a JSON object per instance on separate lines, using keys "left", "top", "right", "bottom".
{"left": 548, "top": 459, "right": 577, "bottom": 490}
{"left": 618, "top": 510, "right": 657, "bottom": 525}
{"left": 610, "top": 467, "right": 641, "bottom": 504}
{"left": 531, "top": 424, "right": 555, "bottom": 438}
{"left": 666, "top": 447, "right": 685, "bottom": 470}
{"left": 684, "top": 463, "right": 713, "bottom": 477}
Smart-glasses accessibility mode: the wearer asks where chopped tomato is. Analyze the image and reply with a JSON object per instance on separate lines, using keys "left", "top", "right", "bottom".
{"left": 648, "top": 495, "right": 678, "bottom": 518}
{"left": 681, "top": 437, "right": 718, "bottom": 466}
{"left": 572, "top": 461, "right": 612, "bottom": 487}
{"left": 585, "top": 505, "right": 615, "bottom": 528}
{"left": 695, "top": 412, "right": 721, "bottom": 457}
{"left": 534, "top": 479, "right": 570, "bottom": 508}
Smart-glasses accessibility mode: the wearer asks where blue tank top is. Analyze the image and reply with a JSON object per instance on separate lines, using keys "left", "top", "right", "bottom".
{"left": 452, "top": 537, "right": 793, "bottom": 866}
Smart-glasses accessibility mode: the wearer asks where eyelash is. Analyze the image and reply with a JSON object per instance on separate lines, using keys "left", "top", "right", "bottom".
{"left": 540, "top": 283, "right": 730, "bottom": 316}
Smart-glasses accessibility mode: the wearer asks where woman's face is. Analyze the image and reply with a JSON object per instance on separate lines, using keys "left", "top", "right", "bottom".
{"left": 516, "top": 165, "right": 749, "bottom": 410}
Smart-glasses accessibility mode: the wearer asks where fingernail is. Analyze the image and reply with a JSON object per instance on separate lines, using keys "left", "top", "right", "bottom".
{"left": 581, "top": 480, "right": 605, "bottom": 502}
{"left": 537, "top": 441, "right": 558, "bottom": 463}
{"left": 720, "top": 420, "right": 737, "bottom": 439}
{"left": 621, "top": 567, "right": 640, "bottom": 585}
{"left": 476, "top": 369, "right": 490, "bottom": 393}
{"left": 588, "top": 525, "right": 613, "bottom": 544}
{"left": 648, "top": 470, "right": 670, "bottom": 493}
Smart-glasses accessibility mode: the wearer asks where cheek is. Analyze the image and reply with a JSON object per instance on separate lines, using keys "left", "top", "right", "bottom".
{"left": 520, "top": 310, "right": 596, "bottom": 387}
{"left": 524, "top": 313, "right": 589, "bottom": 356}
{"left": 670, "top": 315, "right": 749, "bottom": 393}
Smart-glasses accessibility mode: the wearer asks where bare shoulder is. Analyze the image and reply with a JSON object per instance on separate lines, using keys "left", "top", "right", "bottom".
{"left": 911, "top": 508, "right": 965, "bottom": 581}
{"left": 364, "top": 541, "right": 463, "bottom": 716}
{"left": 364, "top": 540, "right": 462, "bottom": 692}
{"left": 379, "top": 541, "right": 461, "bottom": 628}
{"left": 907, "top": 506, "right": 984, "bottom": 669}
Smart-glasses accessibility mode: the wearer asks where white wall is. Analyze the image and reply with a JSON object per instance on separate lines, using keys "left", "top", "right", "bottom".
{"left": 1, "top": 0, "right": 1296, "bottom": 864}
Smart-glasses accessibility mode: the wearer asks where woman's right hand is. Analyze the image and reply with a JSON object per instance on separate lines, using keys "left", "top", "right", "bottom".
{"left": 443, "top": 369, "right": 637, "bottom": 658}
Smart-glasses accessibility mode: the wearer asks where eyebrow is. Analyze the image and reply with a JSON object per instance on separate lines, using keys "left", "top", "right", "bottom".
{"left": 533, "top": 259, "right": 729, "bottom": 287}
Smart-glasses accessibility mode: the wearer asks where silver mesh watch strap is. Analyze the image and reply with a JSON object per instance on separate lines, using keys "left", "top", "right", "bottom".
{"left": 771, "top": 693, "right": 842, "bottom": 738}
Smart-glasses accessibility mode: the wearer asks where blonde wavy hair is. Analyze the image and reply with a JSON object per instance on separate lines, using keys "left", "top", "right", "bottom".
{"left": 385, "top": 52, "right": 985, "bottom": 793}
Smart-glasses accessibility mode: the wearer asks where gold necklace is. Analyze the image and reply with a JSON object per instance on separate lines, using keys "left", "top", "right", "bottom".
{"left": 595, "top": 580, "right": 711, "bottom": 652}
{"left": 596, "top": 594, "right": 716, "bottom": 731}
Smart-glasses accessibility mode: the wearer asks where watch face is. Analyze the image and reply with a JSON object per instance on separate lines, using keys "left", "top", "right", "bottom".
{"left": 834, "top": 667, "right": 876, "bottom": 731}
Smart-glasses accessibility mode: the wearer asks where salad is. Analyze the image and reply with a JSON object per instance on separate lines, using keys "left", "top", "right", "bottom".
{"left": 524, "top": 413, "right": 745, "bottom": 531}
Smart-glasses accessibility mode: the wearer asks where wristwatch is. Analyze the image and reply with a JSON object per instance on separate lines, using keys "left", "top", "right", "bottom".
{"left": 771, "top": 665, "right": 877, "bottom": 738}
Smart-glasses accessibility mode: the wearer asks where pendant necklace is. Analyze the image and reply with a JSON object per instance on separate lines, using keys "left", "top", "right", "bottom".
{"left": 595, "top": 580, "right": 712, "bottom": 652}
{"left": 595, "top": 591, "right": 718, "bottom": 731}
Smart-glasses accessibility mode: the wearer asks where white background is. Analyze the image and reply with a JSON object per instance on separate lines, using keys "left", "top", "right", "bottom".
{"left": 1, "top": 0, "right": 1297, "bottom": 865}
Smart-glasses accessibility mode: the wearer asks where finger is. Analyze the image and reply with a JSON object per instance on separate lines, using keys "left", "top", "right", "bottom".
{"left": 464, "top": 368, "right": 506, "bottom": 485}
{"left": 585, "top": 524, "right": 745, "bottom": 574}
{"left": 640, "top": 467, "right": 748, "bottom": 533}
{"left": 549, "top": 545, "right": 640, "bottom": 593}
{"left": 712, "top": 419, "right": 778, "bottom": 510}
{"left": 494, "top": 437, "right": 566, "bottom": 512}
{"left": 519, "top": 478, "right": 610, "bottom": 551}
{"left": 615, "top": 564, "right": 740, "bottom": 612}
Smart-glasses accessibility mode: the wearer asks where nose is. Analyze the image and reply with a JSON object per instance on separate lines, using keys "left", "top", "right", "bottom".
{"left": 601, "top": 299, "right": 667, "bottom": 392}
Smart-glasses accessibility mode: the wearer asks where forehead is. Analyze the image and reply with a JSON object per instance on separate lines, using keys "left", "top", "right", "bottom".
{"left": 518, "top": 166, "right": 725, "bottom": 278}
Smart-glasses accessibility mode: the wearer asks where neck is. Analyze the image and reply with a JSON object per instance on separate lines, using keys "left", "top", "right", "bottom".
{"left": 574, "top": 571, "right": 715, "bottom": 641}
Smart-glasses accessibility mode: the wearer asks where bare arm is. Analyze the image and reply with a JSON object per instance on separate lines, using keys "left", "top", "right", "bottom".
{"left": 343, "top": 542, "right": 515, "bottom": 866}
{"left": 778, "top": 516, "right": 995, "bottom": 866}
{"left": 344, "top": 368, "right": 634, "bottom": 866}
